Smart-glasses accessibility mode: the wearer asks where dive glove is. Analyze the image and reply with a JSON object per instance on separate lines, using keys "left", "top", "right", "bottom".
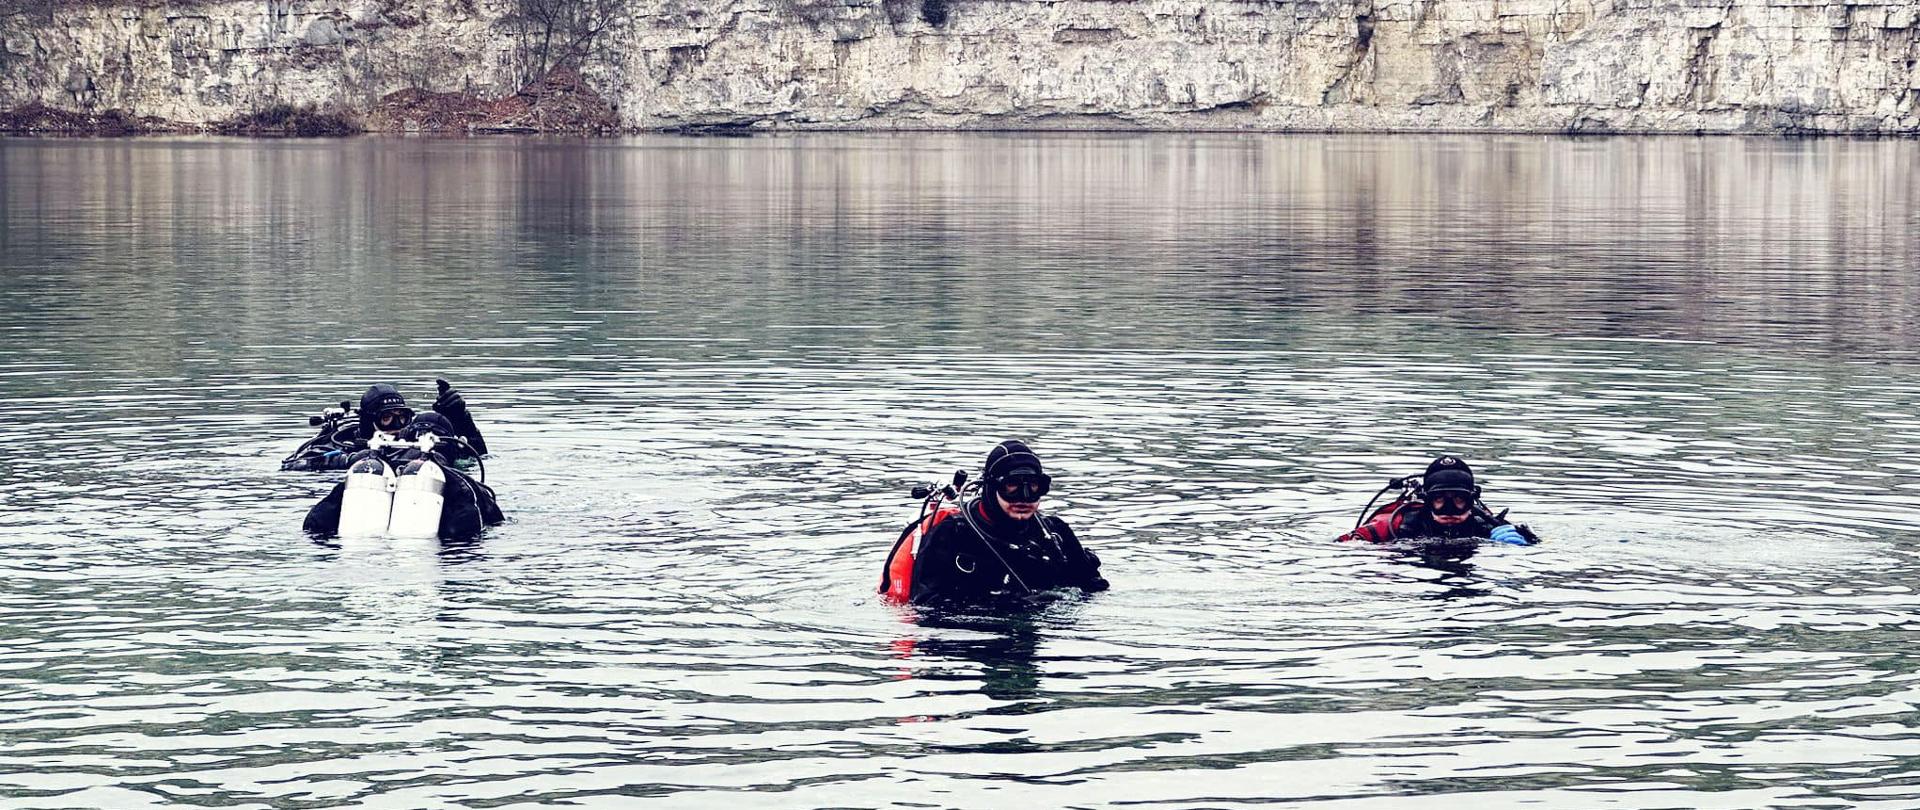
{"left": 1488, "top": 525, "right": 1528, "bottom": 546}
{"left": 434, "top": 380, "right": 467, "bottom": 417}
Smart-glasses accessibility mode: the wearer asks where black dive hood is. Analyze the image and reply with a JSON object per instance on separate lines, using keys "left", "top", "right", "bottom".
{"left": 357, "top": 384, "right": 411, "bottom": 441}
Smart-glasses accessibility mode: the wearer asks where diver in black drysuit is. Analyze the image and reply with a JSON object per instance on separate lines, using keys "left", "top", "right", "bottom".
{"left": 302, "top": 412, "right": 505, "bottom": 540}
{"left": 909, "top": 441, "right": 1108, "bottom": 608}
{"left": 282, "top": 382, "right": 488, "bottom": 472}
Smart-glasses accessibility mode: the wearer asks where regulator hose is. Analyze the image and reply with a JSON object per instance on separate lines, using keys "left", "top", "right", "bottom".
{"left": 1353, "top": 476, "right": 1414, "bottom": 534}
{"left": 957, "top": 494, "right": 1034, "bottom": 594}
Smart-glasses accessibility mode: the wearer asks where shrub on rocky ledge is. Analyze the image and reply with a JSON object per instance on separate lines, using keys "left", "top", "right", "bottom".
{"left": 215, "top": 104, "right": 362, "bottom": 137}
{"left": 366, "top": 68, "right": 619, "bottom": 134}
{"left": 0, "top": 101, "right": 168, "bottom": 133}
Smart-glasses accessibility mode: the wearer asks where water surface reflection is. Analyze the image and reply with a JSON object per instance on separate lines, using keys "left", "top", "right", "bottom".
{"left": 2, "top": 134, "right": 1919, "bottom": 808}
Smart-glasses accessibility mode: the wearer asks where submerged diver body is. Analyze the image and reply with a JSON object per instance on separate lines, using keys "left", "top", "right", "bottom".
{"left": 1340, "top": 456, "right": 1537, "bottom": 545}
{"left": 302, "top": 411, "right": 504, "bottom": 540}
{"left": 283, "top": 380, "right": 488, "bottom": 472}
{"left": 901, "top": 441, "right": 1109, "bottom": 607}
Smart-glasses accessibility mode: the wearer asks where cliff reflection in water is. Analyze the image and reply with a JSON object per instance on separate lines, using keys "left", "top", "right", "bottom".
{"left": 5, "top": 135, "right": 1918, "bottom": 371}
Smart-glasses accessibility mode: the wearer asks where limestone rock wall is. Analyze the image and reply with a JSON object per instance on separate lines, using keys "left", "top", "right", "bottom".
{"left": 3, "top": 0, "right": 1918, "bottom": 133}
{"left": 0, "top": 0, "right": 520, "bottom": 124}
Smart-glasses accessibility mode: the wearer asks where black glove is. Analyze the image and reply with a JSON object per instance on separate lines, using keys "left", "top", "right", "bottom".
{"left": 433, "top": 377, "right": 488, "bottom": 456}
{"left": 433, "top": 378, "right": 468, "bottom": 418}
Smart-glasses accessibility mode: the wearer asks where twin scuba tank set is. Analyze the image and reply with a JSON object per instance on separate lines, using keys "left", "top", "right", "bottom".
{"left": 338, "top": 433, "right": 462, "bottom": 538}
{"left": 1352, "top": 472, "right": 1540, "bottom": 544}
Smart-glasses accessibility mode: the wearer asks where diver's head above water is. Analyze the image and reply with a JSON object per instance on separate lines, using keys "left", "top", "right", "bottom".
{"left": 357, "top": 383, "right": 415, "bottom": 440}
{"left": 1421, "top": 455, "right": 1479, "bottom": 526}
{"left": 982, "top": 440, "right": 1051, "bottom": 521}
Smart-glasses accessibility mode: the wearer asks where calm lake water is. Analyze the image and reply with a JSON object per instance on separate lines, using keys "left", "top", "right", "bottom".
{"left": 3, "top": 134, "right": 1920, "bottom": 808}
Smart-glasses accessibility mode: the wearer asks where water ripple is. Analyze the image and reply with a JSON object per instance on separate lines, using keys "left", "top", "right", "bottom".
{"left": 3, "top": 134, "right": 1919, "bottom": 808}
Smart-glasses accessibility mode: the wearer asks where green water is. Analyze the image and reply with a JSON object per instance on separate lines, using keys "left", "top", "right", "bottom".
{"left": 2, "top": 134, "right": 1919, "bottom": 809}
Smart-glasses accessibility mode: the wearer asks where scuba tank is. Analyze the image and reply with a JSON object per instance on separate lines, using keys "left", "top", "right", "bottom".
{"left": 879, "top": 471, "right": 968, "bottom": 604}
{"left": 1344, "top": 475, "right": 1420, "bottom": 540}
{"left": 338, "top": 457, "right": 397, "bottom": 537}
{"left": 387, "top": 459, "right": 447, "bottom": 538}
{"left": 281, "top": 399, "right": 359, "bottom": 471}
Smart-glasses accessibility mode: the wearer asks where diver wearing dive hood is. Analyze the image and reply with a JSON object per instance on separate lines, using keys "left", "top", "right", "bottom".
{"left": 909, "top": 441, "right": 1109, "bottom": 606}
{"left": 282, "top": 381, "right": 488, "bottom": 471}
{"left": 1340, "top": 456, "right": 1535, "bottom": 545}
{"left": 302, "top": 411, "right": 505, "bottom": 539}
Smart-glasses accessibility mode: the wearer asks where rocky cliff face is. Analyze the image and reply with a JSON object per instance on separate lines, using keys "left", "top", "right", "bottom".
{"left": 3, "top": 0, "right": 1917, "bottom": 133}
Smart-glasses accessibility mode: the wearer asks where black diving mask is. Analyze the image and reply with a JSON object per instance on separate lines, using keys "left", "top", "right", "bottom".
{"left": 1426, "top": 492, "right": 1474, "bottom": 517}
{"left": 375, "top": 408, "right": 415, "bottom": 432}
{"left": 996, "top": 474, "right": 1051, "bottom": 503}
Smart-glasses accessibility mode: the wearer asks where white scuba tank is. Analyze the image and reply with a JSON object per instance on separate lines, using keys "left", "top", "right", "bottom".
{"left": 387, "top": 459, "right": 447, "bottom": 538}
{"left": 338, "top": 457, "right": 396, "bottom": 537}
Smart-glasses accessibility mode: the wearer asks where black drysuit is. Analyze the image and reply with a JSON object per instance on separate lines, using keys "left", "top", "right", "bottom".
{"left": 282, "top": 383, "right": 488, "bottom": 472}
{"left": 909, "top": 497, "right": 1108, "bottom": 607}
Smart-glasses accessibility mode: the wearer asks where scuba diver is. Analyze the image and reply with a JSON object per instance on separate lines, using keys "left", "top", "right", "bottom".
{"left": 880, "top": 440, "right": 1109, "bottom": 608}
{"left": 302, "top": 411, "right": 504, "bottom": 540}
{"left": 282, "top": 380, "right": 488, "bottom": 471}
{"left": 1339, "top": 456, "right": 1539, "bottom": 545}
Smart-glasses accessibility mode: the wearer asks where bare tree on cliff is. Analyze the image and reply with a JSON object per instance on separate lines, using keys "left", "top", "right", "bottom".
{"left": 505, "top": 0, "right": 621, "bottom": 89}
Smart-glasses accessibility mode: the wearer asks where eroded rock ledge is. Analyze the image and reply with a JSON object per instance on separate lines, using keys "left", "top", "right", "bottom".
{"left": 2, "top": 0, "right": 1916, "bottom": 135}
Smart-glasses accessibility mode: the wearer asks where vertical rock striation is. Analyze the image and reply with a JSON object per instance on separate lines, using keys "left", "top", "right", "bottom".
{"left": 2, "top": 0, "right": 1916, "bottom": 133}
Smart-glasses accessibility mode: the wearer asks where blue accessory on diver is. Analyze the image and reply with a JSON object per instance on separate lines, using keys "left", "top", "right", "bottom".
{"left": 1488, "top": 525, "right": 1527, "bottom": 545}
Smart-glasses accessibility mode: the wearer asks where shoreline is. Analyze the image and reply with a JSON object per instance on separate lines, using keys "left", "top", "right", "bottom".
{"left": 6, "top": 117, "right": 1915, "bottom": 141}
{"left": 7, "top": 68, "right": 1911, "bottom": 141}
{"left": 6, "top": 100, "right": 1915, "bottom": 141}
